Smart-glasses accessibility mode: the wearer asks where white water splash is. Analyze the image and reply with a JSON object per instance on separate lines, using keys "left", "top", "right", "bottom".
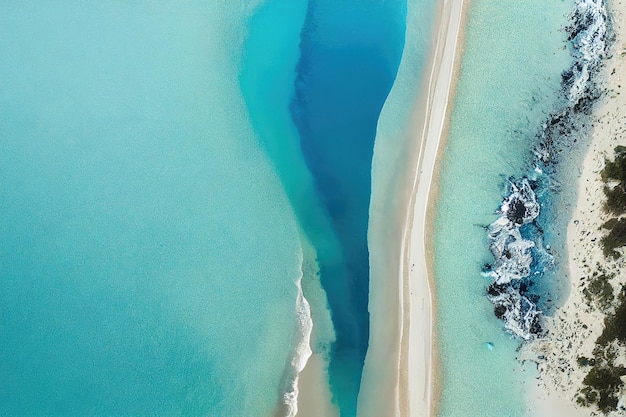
{"left": 484, "top": 179, "right": 539, "bottom": 285}
{"left": 567, "top": 0, "right": 608, "bottom": 103}
{"left": 282, "top": 275, "right": 313, "bottom": 417}
{"left": 484, "top": 178, "right": 544, "bottom": 340}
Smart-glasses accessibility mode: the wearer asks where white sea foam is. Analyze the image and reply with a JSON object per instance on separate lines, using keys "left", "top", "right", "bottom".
{"left": 282, "top": 272, "right": 313, "bottom": 417}
{"left": 484, "top": 179, "right": 539, "bottom": 285}
{"left": 567, "top": 0, "right": 607, "bottom": 103}
{"left": 488, "top": 285, "right": 542, "bottom": 341}
{"left": 485, "top": 228, "right": 535, "bottom": 284}
{"left": 484, "top": 178, "right": 544, "bottom": 339}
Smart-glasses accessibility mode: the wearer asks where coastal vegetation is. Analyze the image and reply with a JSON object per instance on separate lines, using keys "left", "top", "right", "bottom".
{"left": 601, "top": 147, "right": 626, "bottom": 259}
{"left": 601, "top": 218, "right": 626, "bottom": 258}
{"left": 578, "top": 146, "right": 626, "bottom": 414}
{"left": 582, "top": 271, "right": 614, "bottom": 312}
{"left": 577, "top": 288, "right": 626, "bottom": 413}
{"left": 601, "top": 145, "right": 626, "bottom": 216}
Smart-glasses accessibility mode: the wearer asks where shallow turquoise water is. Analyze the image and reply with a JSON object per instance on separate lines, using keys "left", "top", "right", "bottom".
{"left": 432, "top": 1, "right": 574, "bottom": 415}
{"left": 0, "top": 2, "right": 304, "bottom": 415}
{"left": 0, "top": 0, "right": 418, "bottom": 415}
{"left": 0, "top": 0, "right": 577, "bottom": 413}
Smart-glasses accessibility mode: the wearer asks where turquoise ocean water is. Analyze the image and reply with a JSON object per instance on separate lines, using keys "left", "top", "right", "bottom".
{"left": 432, "top": 1, "right": 575, "bottom": 416}
{"left": 0, "top": 0, "right": 579, "bottom": 415}
{"left": 0, "top": 1, "right": 413, "bottom": 416}
{"left": 0, "top": 2, "right": 308, "bottom": 415}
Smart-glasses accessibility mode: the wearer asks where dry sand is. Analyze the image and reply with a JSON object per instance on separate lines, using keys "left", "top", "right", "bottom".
{"left": 403, "top": 1, "right": 465, "bottom": 416}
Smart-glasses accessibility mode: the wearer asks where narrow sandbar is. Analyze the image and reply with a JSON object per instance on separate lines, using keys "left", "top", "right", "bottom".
{"left": 358, "top": 1, "right": 466, "bottom": 416}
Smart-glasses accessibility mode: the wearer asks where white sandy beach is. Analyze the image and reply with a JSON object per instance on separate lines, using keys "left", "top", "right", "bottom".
{"left": 358, "top": 1, "right": 466, "bottom": 416}
{"left": 403, "top": 1, "right": 465, "bottom": 416}
{"left": 526, "top": 0, "right": 626, "bottom": 415}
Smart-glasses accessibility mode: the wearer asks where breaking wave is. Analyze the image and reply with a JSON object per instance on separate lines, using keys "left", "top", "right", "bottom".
{"left": 483, "top": 177, "right": 547, "bottom": 340}
{"left": 484, "top": 179, "right": 539, "bottom": 286}
{"left": 282, "top": 275, "right": 313, "bottom": 417}
{"left": 483, "top": 0, "right": 609, "bottom": 340}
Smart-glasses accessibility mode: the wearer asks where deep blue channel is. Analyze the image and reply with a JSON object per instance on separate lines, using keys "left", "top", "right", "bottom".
{"left": 290, "top": 0, "right": 407, "bottom": 414}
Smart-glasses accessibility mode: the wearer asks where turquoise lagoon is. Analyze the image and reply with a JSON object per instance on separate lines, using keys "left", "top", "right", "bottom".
{"left": 0, "top": 0, "right": 413, "bottom": 416}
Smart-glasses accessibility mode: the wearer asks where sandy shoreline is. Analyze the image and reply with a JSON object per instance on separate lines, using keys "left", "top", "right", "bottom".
{"left": 403, "top": 1, "right": 465, "bottom": 416}
{"left": 358, "top": 1, "right": 466, "bottom": 416}
{"left": 525, "top": 0, "right": 626, "bottom": 415}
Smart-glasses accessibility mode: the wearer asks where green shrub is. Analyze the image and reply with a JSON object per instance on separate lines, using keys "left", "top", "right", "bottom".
{"left": 587, "top": 275, "right": 614, "bottom": 311}
{"left": 603, "top": 186, "right": 626, "bottom": 215}
{"left": 578, "top": 386, "right": 599, "bottom": 407}
{"left": 598, "top": 293, "right": 626, "bottom": 346}
{"left": 581, "top": 365, "right": 626, "bottom": 413}
{"left": 601, "top": 145, "right": 626, "bottom": 183}
{"left": 577, "top": 356, "right": 596, "bottom": 366}
{"left": 602, "top": 146, "right": 626, "bottom": 215}
{"left": 602, "top": 218, "right": 619, "bottom": 230}
{"left": 601, "top": 218, "right": 626, "bottom": 259}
